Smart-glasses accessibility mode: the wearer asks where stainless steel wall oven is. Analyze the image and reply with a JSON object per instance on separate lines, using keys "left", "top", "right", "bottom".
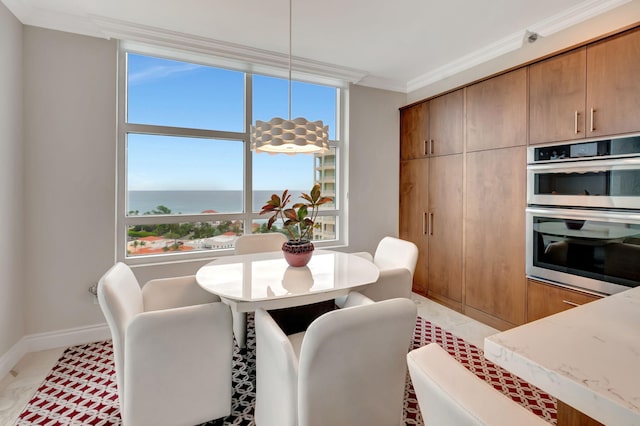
{"left": 526, "top": 135, "right": 640, "bottom": 295}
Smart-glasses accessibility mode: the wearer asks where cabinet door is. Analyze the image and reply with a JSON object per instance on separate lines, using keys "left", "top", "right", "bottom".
{"left": 428, "top": 154, "right": 463, "bottom": 307}
{"left": 400, "top": 102, "right": 429, "bottom": 160}
{"left": 429, "top": 90, "right": 464, "bottom": 156}
{"left": 529, "top": 48, "right": 587, "bottom": 145}
{"left": 527, "top": 279, "right": 601, "bottom": 322}
{"left": 465, "top": 146, "right": 526, "bottom": 327}
{"left": 399, "top": 159, "right": 429, "bottom": 294}
{"left": 587, "top": 28, "right": 640, "bottom": 137}
{"left": 466, "top": 68, "right": 527, "bottom": 152}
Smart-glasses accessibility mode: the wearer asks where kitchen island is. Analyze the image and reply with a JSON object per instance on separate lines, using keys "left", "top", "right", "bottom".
{"left": 484, "top": 285, "right": 640, "bottom": 425}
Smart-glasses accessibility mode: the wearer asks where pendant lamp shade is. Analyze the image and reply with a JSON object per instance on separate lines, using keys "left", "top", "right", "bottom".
{"left": 250, "top": 0, "right": 329, "bottom": 155}
{"left": 251, "top": 117, "right": 328, "bottom": 154}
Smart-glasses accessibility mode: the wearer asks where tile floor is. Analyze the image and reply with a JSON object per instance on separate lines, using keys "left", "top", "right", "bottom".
{"left": 0, "top": 292, "right": 498, "bottom": 425}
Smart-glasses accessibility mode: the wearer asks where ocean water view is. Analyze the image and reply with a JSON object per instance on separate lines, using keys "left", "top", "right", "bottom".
{"left": 127, "top": 190, "right": 307, "bottom": 215}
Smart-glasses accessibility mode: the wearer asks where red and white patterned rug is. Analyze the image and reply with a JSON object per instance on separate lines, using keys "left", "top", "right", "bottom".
{"left": 16, "top": 316, "right": 556, "bottom": 425}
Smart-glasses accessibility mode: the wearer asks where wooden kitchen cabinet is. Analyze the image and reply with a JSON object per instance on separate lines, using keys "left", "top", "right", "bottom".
{"left": 427, "top": 154, "right": 463, "bottom": 310}
{"left": 400, "top": 90, "right": 463, "bottom": 160}
{"left": 428, "top": 89, "right": 464, "bottom": 156}
{"left": 464, "top": 68, "right": 528, "bottom": 329}
{"left": 465, "top": 146, "right": 527, "bottom": 329}
{"left": 466, "top": 68, "right": 527, "bottom": 152}
{"left": 530, "top": 48, "right": 587, "bottom": 144}
{"left": 400, "top": 154, "right": 463, "bottom": 302}
{"left": 399, "top": 158, "right": 429, "bottom": 294}
{"left": 400, "top": 102, "right": 429, "bottom": 160}
{"left": 587, "top": 27, "right": 640, "bottom": 138}
{"left": 527, "top": 279, "right": 602, "bottom": 322}
{"left": 529, "top": 27, "right": 640, "bottom": 144}
{"left": 400, "top": 90, "right": 464, "bottom": 297}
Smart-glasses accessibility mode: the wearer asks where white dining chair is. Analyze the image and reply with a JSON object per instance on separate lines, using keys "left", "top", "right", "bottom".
{"left": 255, "top": 292, "right": 417, "bottom": 426}
{"left": 97, "top": 262, "right": 233, "bottom": 426}
{"left": 337, "top": 236, "right": 418, "bottom": 307}
{"left": 233, "top": 232, "right": 288, "bottom": 347}
{"left": 407, "top": 343, "right": 549, "bottom": 426}
{"left": 235, "top": 232, "right": 288, "bottom": 255}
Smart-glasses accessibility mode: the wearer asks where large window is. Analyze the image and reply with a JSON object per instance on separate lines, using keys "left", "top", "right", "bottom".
{"left": 117, "top": 50, "right": 344, "bottom": 262}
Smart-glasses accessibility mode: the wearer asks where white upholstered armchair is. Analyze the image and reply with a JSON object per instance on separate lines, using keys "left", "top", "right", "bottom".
{"left": 337, "top": 236, "right": 418, "bottom": 307}
{"left": 97, "top": 262, "right": 233, "bottom": 426}
{"left": 255, "top": 292, "right": 417, "bottom": 426}
{"left": 407, "top": 343, "right": 548, "bottom": 426}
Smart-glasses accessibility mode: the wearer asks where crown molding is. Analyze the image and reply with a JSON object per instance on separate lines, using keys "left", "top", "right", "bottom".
{"left": 92, "top": 16, "right": 368, "bottom": 87}
{"left": 406, "top": 0, "right": 631, "bottom": 93}
{"left": 0, "top": 0, "right": 106, "bottom": 38}
{"left": 1, "top": 0, "right": 368, "bottom": 86}
{"left": 406, "top": 29, "right": 523, "bottom": 93}
{"left": 2, "top": 0, "right": 632, "bottom": 93}
{"left": 355, "top": 75, "right": 409, "bottom": 94}
{"left": 529, "top": 0, "right": 631, "bottom": 36}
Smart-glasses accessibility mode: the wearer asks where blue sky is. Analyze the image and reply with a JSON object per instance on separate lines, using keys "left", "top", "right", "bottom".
{"left": 126, "top": 54, "right": 336, "bottom": 192}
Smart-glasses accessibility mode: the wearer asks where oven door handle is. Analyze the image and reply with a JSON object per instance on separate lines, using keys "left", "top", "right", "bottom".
{"left": 527, "top": 156, "right": 640, "bottom": 172}
{"left": 526, "top": 206, "right": 640, "bottom": 223}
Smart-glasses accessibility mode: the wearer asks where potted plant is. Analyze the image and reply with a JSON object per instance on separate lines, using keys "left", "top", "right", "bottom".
{"left": 259, "top": 183, "right": 333, "bottom": 267}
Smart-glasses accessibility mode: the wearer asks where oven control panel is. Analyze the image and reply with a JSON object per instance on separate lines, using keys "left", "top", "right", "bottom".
{"left": 532, "top": 136, "right": 640, "bottom": 163}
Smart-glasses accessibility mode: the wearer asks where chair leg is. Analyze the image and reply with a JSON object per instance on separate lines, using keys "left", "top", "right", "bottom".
{"left": 233, "top": 311, "right": 247, "bottom": 349}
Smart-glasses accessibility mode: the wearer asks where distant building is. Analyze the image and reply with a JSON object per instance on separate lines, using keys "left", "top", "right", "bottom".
{"left": 313, "top": 150, "right": 336, "bottom": 241}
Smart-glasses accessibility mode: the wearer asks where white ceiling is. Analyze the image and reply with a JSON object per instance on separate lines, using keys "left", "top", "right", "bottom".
{"left": 1, "top": 0, "right": 634, "bottom": 92}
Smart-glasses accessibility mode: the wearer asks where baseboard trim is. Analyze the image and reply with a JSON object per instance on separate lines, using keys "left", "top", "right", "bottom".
{"left": 0, "top": 339, "right": 28, "bottom": 382}
{"left": 0, "top": 323, "right": 110, "bottom": 379}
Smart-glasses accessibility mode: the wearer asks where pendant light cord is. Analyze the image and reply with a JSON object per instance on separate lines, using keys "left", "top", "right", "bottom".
{"left": 288, "top": 0, "right": 292, "bottom": 120}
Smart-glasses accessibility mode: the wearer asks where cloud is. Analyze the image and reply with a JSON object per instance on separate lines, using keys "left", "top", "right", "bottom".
{"left": 128, "top": 63, "right": 203, "bottom": 85}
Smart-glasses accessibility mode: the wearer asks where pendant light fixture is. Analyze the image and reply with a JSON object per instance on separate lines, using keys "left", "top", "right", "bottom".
{"left": 250, "top": 0, "right": 329, "bottom": 155}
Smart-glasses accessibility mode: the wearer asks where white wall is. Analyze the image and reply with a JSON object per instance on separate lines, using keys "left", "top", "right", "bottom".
{"left": 23, "top": 27, "right": 117, "bottom": 334}
{"left": 0, "top": 1, "right": 25, "bottom": 356}
{"left": 347, "top": 84, "right": 406, "bottom": 253}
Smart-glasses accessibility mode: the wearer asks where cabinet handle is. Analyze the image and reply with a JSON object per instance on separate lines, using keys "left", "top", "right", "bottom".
{"left": 574, "top": 111, "right": 579, "bottom": 134}
{"left": 422, "top": 212, "right": 428, "bottom": 235}
{"left": 562, "top": 300, "right": 580, "bottom": 307}
{"left": 423, "top": 140, "right": 428, "bottom": 156}
{"left": 590, "top": 108, "right": 595, "bottom": 132}
{"left": 430, "top": 139, "right": 435, "bottom": 155}
{"left": 428, "top": 212, "right": 434, "bottom": 236}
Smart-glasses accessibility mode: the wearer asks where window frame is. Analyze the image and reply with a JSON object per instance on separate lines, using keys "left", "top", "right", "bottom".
{"left": 116, "top": 44, "right": 347, "bottom": 265}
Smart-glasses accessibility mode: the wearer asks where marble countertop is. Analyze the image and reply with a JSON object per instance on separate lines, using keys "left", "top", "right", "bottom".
{"left": 484, "top": 285, "right": 640, "bottom": 425}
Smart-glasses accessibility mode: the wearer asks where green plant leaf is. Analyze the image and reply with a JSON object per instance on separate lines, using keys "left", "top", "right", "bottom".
{"left": 297, "top": 205, "right": 308, "bottom": 221}
{"left": 310, "top": 183, "right": 321, "bottom": 202}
